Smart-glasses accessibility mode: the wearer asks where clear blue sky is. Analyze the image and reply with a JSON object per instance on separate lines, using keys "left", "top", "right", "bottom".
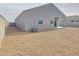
{"left": 0, "top": 3, "right": 79, "bottom": 22}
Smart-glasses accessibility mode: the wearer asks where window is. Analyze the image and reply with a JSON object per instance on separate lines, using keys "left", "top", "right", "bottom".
{"left": 50, "top": 20, "right": 53, "bottom": 24}
{"left": 71, "top": 20, "right": 74, "bottom": 22}
{"left": 54, "top": 17, "right": 59, "bottom": 20}
{"left": 39, "top": 20, "right": 43, "bottom": 24}
{"left": 76, "top": 20, "right": 79, "bottom": 22}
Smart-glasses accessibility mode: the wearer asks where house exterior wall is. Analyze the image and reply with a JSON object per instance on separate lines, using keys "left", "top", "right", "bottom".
{"left": 15, "top": 3, "right": 65, "bottom": 32}
{"left": 15, "top": 14, "right": 26, "bottom": 31}
{"left": 64, "top": 17, "right": 79, "bottom": 27}
{"left": 33, "top": 16, "right": 54, "bottom": 31}
{"left": 0, "top": 16, "right": 5, "bottom": 47}
{"left": 57, "top": 19, "right": 64, "bottom": 27}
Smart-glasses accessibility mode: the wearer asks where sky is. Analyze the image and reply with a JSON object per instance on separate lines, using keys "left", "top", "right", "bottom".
{"left": 0, "top": 3, "right": 79, "bottom": 22}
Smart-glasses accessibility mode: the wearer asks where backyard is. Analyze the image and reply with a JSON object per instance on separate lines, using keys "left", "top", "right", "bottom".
{"left": 0, "top": 27, "right": 79, "bottom": 55}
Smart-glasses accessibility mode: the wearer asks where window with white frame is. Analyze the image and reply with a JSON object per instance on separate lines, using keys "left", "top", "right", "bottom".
{"left": 76, "top": 20, "right": 79, "bottom": 22}
{"left": 71, "top": 20, "right": 74, "bottom": 22}
{"left": 39, "top": 20, "right": 43, "bottom": 24}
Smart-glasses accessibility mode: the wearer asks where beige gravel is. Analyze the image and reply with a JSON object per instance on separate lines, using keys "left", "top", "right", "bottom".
{"left": 0, "top": 27, "right": 79, "bottom": 56}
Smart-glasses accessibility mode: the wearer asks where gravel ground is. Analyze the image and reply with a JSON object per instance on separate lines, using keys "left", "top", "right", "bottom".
{"left": 0, "top": 27, "right": 79, "bottom": 56}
